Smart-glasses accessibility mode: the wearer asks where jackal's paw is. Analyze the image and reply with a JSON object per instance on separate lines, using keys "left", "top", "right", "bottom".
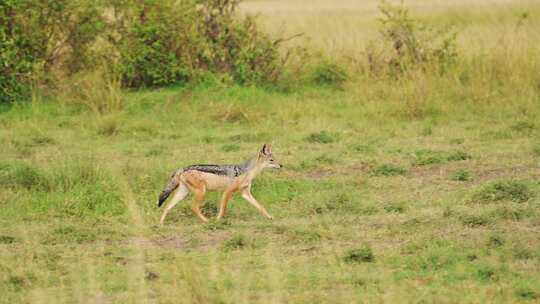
{"left": 267, "top": 215, "right": 273, "bottom": 220}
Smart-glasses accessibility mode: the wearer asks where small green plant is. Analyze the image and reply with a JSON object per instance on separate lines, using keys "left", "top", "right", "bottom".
{"left": 383, "top": 201, "right": 407, "bottom": 213}
{"left": 472, "top": 180, "right": 533, "bottom": 204}
{"left": 311, "top": 61, "right": 348, "bottom": 87}
{"left": 446, "top": 151, "right": 472, "bottom": 161}
{"left": 370, "top": 164, "right": 407, "bottom": 176}
{"left": 0, "top": 162, "right": 50, "bottom": 190}
{"left": 487, "top": 233, "right": 505, "bottom": 248}
{"left": 451, "top": 169, "right": 472, "bottom": 181}
{"left": 515, "top": 287, "right": 540, "bottom": 301}
{"left": 460, "top": 214, "right": 492, "bottom": 227}
{"left": 204, "top": 219, "right": 231, "bottom": 231}
{"left": 412, "top": 150, "right": 444, "bottom": 166}
{"left": 491, "top": 205, "right": 530, "bottom": 221}
{"left": 223, "top": 234, "right": 250, "bottom": 251}
{"left": 344, "top": 245, "right": 375, "bottom": 263}
{"left": 305, "top": 131, "right": 337, "bottom": 144}
{"left": 477, "top": 265, "right": 498, "bottom": 281}
{"left": 0, "top": 235, "right": 17, "bottom": 244}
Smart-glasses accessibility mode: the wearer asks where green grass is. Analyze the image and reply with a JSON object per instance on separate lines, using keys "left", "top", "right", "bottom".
{"left": 1, "top": 83, "right": 540, "bottom": 303}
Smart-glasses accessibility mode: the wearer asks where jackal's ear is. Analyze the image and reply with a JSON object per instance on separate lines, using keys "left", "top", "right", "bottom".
{"left": 260, "top": 144, "right": 270, "bottom": 155}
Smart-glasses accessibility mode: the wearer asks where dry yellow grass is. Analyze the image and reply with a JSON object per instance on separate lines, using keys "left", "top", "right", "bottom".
{"left": 241, "top": 0, "right": 540, "bottom": 58}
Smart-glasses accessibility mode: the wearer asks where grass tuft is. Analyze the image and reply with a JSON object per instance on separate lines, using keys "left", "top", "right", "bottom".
{"left": 311, "top": 61, "right": 348, "bottom": 87}
{"left": 344, "top": 245, "right": 375, "bottom": 263}
{"left": 305, "top": 131, "right": 338, "bottom": 144}
{"left": 0, "top": 235, "right": 17, "bottom": 244}
{"left": 460, "top": 214, "right": 493, "bottom": 227}
{"left": 370, "top": 164, "right": 407, "bottom": 176}
{"left": 515, "top": 288, "right": 540, "bottom": 301}
{"left": 451, "top": 169, "right": 472, "bottom": 181}
{"left": 471, "top": 180, "right": 533, "bottom": 204}
{"left": 0, "top": 162, "right": 50, "bottom": 190}
{"left": 222, "top": 234, "right": 250, "bottom": 251}
{"left": 446, "top": 151, "right": 472, "bottom": 161}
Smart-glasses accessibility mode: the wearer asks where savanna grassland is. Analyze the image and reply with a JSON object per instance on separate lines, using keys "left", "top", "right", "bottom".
{"left": 1, "top": 0, "right": 540, "bottom": 303}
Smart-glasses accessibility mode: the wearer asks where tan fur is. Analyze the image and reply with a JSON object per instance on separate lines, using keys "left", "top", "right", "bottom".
{"left": 159, "top": 144, "right": 280, "bottom": 225}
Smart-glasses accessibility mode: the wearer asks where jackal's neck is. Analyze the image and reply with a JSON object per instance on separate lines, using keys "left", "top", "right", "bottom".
{"left": 239, "top": 158, "right": 262, "bottom": 179}
{"left": 238, "top": 158, "right": 256, "bottom": 172}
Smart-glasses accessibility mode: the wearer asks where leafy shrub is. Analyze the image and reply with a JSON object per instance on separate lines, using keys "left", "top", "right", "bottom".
{"left": 471, "top": 180, "right": 533, "bottom": 204}
{"left": 1, "top": 0, "right": 287, "bottom": 102}
{"left": 344, "top": 245, "right": 375, "bottom": 263}
{"left": 115, "top": 0, "right": 282, "bottom": 88}
{"left": 0, "top": 0, "right": 105, "bottom": 103}
{"left": 366, "top": 0, "right": 458, "bottom": 77}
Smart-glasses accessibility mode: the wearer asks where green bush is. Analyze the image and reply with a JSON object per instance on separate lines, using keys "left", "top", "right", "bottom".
{"left": 1, "top": 0, "right": 285, "bottom": 102}
{"left": 0, "top": 0, "right": 105, "bottom": 103}
{"left": 115, "top": 0, "right": 282, "bottom": 88}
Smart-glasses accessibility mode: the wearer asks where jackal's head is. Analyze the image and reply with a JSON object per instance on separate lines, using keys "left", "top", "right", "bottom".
{"left": 257, "top": 144, "right": 281, "bottom": 169}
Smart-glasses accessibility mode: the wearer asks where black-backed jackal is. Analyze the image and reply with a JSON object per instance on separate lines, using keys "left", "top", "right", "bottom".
{"left": 157, "top": 144, "right": 281, "bottom": 224}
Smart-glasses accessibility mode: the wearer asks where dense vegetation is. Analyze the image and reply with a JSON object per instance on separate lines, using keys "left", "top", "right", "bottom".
{"left": 0, "top": 0, "right": 282, "bottom": 103}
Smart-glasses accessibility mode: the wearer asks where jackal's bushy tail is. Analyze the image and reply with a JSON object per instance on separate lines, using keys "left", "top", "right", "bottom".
{"left": 157, "top": 170, "right": 180, "bottom": 207}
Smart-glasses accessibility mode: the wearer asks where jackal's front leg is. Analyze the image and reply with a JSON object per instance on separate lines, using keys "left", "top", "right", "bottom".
{"left": 217, "top": 189, "right": 234, "bottom": 220}
{"left": 241, "top": 188, "right": 272, "bottom": 220}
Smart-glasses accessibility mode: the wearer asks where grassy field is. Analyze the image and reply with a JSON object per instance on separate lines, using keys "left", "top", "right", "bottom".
{"left": 1, "top": 1, "right": 540, "bottom": 303}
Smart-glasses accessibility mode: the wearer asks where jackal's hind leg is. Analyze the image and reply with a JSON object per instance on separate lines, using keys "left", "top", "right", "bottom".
{"left": 160, "top": 184, "right": 189, "bottom": 225}
{"left": 241, "top": 188, "right": 272, "bottom": 220}
{"left": 191, "top": 188, "right": 208, "bottom": 222}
